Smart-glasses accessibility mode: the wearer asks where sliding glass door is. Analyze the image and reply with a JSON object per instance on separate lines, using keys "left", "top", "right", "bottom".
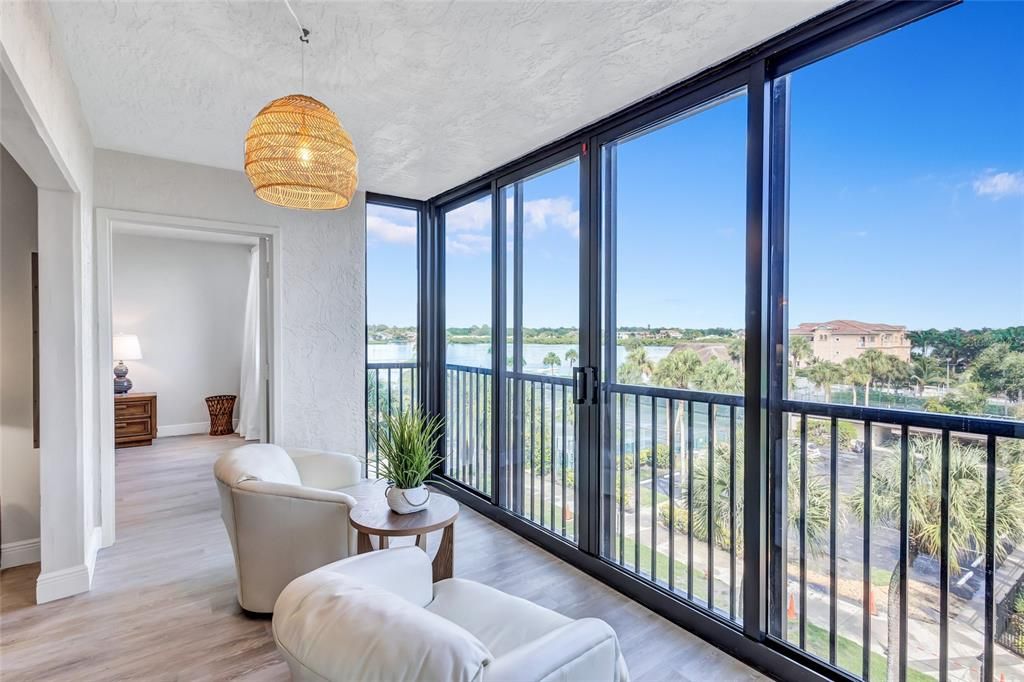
{"left": 499, "top": 155, "right": 582, "bottom": 542}
{"left": 598, "top": 90, "right": 750, "bottom": 621}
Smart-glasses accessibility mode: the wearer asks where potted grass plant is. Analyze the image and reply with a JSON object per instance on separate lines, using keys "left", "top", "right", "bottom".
{"left": 376, "top": 408, "right": 445, "bottom": 514}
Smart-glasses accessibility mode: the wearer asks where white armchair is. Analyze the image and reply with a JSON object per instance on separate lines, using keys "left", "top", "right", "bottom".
{"left": 272, "top": 547, "right": 631, "bottom": 682}
{"left": 213, "top": 443, "right": 364, "bottom": 613}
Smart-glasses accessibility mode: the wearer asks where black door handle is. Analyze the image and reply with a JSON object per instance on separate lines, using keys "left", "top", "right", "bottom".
{"left": 573, "top": 366, "right": 586, "bottom": 405}
{"left": 573, "top": 366, "right": 597, "bottom": 405}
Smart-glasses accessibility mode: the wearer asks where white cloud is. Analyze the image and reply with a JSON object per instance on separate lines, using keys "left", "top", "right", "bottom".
{"left": 366, "top": 204, "right": 416, "bottom": 245}
{"left": 524, "top": 197, "right": 579, "bottom": 238}
{"left": 504, "top": 195, "right": 579, "bottom": 239}
{"left": 973, "top": 170, "right": 1024, "bottom": 199}
{"left": 446, "top": 232, "right": 490, "bottom": 256}
{"left": 367, "top": 215, "right": 416, "bottom": 245}
{"left": 445, "top": 198, "right": 491, "bottom": 234}
{"left": 444, "top": 194, "right": 579, "bottom": 257}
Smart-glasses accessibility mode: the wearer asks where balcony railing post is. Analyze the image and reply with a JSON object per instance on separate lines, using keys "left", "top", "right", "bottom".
{"left": 939, "top": 429, "right": 950, "bottom": 682}
{"left": 984, "top": 434, "right": 996, "bottom": 682}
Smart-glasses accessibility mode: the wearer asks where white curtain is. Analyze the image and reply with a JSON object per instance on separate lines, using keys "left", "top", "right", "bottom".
{"left": 236, "top": 246, "right": 263, "bottom": 441}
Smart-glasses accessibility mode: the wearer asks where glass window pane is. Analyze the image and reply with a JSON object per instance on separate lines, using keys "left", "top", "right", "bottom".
{"left": 778, "top": 3, "right": 1024, "bottom": 679}
{"left": 366, "top": 203, "right": 418, "bottom": 362}
{"left": 444, "top": 195, "right": 493, "bottom": 495}
{"left": 611, "top": 92, "right": 747, "bottom": 394}
{"left": 785, "top": 2, "right": 1024, "bottom": 423}
{"left": 366, "top": 202, "right": 419, "bottom": 478}
{"left": 500, "top": 159, "right": 580, "bottom": 542}
{"left": 600, "top": 90, "right": 748, "bottom": 625}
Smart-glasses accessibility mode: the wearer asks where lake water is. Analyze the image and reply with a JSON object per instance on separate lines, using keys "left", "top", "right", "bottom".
{"left": 367, "top": 342, "right": 675, "bottom": 377}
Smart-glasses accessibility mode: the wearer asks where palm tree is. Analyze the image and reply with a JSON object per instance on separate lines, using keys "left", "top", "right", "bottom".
{"left": 909, "top": 356, "right": 943, "bottom": 396}
{"left": 843, "top": 357, "right": 869, "bottom": 406}
{"left": 652, "top": 349, "right": 702, "bottom": 389}
{"left": 789, "top": 335, "right": 813, "bottom": 369}
{"left": 801, "top": 360, "right": 844, "bottom": 403}
{"left": 881, "top": 353, "right": 911, "bottom": 392}
{"left": 619, "top": 344, "right": 655, "bottom": 384}
{"left": 857, "top": 350, "right": 890, "bottom": 406}
{"left": 564, "top": 348, "right": 578, "bottom": 370}
{"left": 850, "top": 436, "right": 1024, "bottom": 682}
{"left": 694, "top": 358, "right": 742, "bottom": 394}
{"left": 680, "top": 441, "right": 833, "bottom": 554}
{"left": 542, "top": 352, "right": 561, "bottom": 375}
{"left": 727, "top": 336, "right": 745, "bottom": 372}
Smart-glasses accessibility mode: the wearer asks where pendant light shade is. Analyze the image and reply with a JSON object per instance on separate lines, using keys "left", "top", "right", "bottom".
{"left": 244, "top": 94, "right": 358, "bottom": 210}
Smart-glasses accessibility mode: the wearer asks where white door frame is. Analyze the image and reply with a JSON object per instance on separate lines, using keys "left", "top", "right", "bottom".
{"left": 94, "top": 208, "right": 283, "bottom": 548}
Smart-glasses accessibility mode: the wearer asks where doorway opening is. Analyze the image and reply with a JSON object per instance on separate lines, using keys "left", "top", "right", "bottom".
{"left": 95, "top": 209, "right": 282, "bottom": 546}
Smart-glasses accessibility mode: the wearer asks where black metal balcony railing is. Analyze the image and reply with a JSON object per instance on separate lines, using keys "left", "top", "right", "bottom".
{"left": 366, "top": 362, "right": 418, "bottom": 477}
{"left": 445, "top": 364, "right": 494, "bottom": 497}
{"left": 773, "top": 399, "right": 1023, "bottom": 681}
{"left": 367, "top": 362, "right": 1024, "bottom": 681}
{"left": 505, "top": 370, "right": 577, "bottom": 542}
{"left": 604, "top": 384, "right": 745, "bottom": 625}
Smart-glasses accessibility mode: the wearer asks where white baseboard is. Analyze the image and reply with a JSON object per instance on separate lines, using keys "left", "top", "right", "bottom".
{"left": 31, "top": 527, "right": 102, "bottom": 604}
{"left": 158, "top": 419, "right": 239, "bottom": 438}
{"left": 1, "top": 537, "right": 41, "bottom": 569}
{"left": 36, "top": 563, "right": 91, "bottom": 603}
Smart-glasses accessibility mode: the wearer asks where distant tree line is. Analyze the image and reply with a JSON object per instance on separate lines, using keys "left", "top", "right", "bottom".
{"left": 794, "top": 326, "right": 1024, "bottom": 416}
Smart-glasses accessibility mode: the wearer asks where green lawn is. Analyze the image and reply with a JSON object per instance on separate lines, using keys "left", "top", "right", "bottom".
{"left": 529, "top": 490, "right": 928, "bottom": 682}
{"left": 626, "top": 531, "right": 929, "bottom": 682}
{"left": 791, "top": 620, "right": 931, "bottom": 682}
{"left": 620, "top": 536, "right": 713, "bottom": 602}
{"left": 637, "top": 484, "right": 669, "bottom": 509}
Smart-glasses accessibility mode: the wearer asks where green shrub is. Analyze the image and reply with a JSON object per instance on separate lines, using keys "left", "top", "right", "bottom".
{"left": 806, "top": 420, "right": 858, "bottom": 450}
{"left": 637, "top": 445, "right": 672, "bottom": 470}
{"left": 657, "top": 499, "right": 688, "bottom": 534}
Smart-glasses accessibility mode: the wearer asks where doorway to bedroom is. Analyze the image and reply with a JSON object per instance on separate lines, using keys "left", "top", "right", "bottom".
{"left": 96, "top": 210, "right": 282, "bottom": 546}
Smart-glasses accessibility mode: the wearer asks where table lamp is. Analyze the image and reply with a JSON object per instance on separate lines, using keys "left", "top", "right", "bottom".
{"left": 112, "top": 333, "right": 142, "bottom": 394}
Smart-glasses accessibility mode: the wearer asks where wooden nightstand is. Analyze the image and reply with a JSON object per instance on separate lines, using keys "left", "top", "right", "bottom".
{"left": 114, "top": 392, "right": 157, "bottom": 448}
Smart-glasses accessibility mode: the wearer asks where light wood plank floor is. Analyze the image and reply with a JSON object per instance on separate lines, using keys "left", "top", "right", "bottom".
{"left": 1, "top": 434, "right": 763, "bottom": 681}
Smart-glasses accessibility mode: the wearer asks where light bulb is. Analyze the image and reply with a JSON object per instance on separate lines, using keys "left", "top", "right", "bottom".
{"left": 297, "top": 142, "right": 312, "bottom": 165}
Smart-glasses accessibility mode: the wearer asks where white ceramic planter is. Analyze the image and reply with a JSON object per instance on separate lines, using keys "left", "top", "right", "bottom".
{"left": 386, "top": 485, "right": 431, "bottom": 514}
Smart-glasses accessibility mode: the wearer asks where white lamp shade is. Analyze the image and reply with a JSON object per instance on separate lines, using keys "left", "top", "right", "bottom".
{"left": 113, "top": 334, "right": 142, "bottom": 361}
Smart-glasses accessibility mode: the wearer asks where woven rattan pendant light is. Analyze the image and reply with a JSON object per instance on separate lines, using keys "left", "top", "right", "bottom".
{"left": 244, "top": 4, "right": 357, "bottom": 211}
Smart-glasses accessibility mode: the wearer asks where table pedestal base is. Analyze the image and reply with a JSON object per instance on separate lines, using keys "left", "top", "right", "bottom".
{"left": 356, "top": 523, "right": 454, "bottom": 581}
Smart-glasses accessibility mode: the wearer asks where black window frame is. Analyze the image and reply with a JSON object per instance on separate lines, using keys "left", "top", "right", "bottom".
{"left": 365, "top": 3, "right": 1024, "bottom": 681}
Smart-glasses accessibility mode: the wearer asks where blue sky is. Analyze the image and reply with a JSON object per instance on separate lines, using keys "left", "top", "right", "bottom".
{"left": 368, "top": 0, "right": 1023, "bottom": 331}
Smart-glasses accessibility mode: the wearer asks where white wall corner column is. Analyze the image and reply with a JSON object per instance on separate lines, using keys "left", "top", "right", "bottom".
{"left": 2, "top": 0, "right": 101, "bottom": 603}
{"left": 36, "top": 189, "right": 98, "bottom": 603}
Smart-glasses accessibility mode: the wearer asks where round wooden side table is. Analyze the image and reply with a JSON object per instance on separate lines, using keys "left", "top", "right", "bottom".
{"left": 350, "top": 493, "right": 460, "bottom": 581}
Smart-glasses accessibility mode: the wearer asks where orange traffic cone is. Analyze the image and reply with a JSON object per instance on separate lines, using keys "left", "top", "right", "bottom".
{"left": 868, "top": 588, "right": 877, "bottom": 616}
{"left": 787, "top": 594, "right": 796, "bottom": 620}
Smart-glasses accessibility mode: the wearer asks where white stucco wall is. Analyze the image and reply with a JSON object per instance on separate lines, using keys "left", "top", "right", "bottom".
{"left": 94, "top": 149, "right": 366, "bottom": 455}
{"left": 1, "top": 0, "right": 100, "bottom": 599}
{"left": 111, "top": 233, "right": 251, "bottom": 433}
{"left": 1, "top": 147, "right": 40, "bottom": 558}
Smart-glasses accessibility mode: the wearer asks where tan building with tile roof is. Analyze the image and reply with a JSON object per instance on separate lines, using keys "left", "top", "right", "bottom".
{"left": 790, "top": 320, "right": 911, "bottom": 364}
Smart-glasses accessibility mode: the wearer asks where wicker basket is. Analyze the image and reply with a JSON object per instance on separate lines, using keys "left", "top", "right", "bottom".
{"left": 205, "top": 395, "right": 237, "bottom": 436}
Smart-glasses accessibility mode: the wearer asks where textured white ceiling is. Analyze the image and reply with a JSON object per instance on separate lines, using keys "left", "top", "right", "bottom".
{"left": 49, "top": 0, "right": 838, "bottom": 199}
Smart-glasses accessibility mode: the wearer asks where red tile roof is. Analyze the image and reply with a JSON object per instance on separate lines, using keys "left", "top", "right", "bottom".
{"left": 790, "top": 320, "right": 906, "bottom": 336}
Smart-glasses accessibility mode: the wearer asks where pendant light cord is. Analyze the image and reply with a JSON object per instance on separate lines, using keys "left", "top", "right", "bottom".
{"left": 283, "top": 0, "right": 309, "bottom": 91}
